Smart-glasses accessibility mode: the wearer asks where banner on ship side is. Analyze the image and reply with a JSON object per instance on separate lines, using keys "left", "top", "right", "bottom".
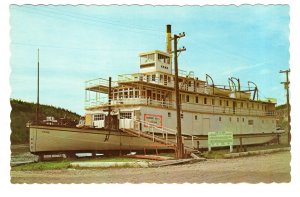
{"left": 144, "top": 114, "right": 162, "bottom": 128}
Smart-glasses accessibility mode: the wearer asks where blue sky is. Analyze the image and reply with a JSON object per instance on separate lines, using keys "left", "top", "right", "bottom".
{"left": 10, "top": 5, "right": 290, "bottom": 115}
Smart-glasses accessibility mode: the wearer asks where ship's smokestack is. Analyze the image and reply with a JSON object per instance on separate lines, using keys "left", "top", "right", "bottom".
{"left": 166, "top": 24, "right": 172, "bottom": 54}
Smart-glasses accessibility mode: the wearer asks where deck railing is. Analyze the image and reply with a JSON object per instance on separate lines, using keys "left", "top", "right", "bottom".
{"left": 125, "top": 118, "right": 200, "bottom": 150}
{"left": 85, "top": 97, "right": 275, "bottom": 116}
{"left": 85, "top": 78, "right": 118, "bottom": 89}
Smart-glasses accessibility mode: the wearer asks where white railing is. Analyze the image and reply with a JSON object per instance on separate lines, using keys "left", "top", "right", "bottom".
{"left": 85, "top": 78, "right": 118, "bottom": 89}
{"left": 129, "top": 118, "right": 200, "bottom": 150}
{"left": 85, "top": 97, "right": 275, "bottom": 116}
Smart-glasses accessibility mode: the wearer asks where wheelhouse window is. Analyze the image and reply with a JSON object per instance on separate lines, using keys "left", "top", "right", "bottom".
{"left": 195, "top": 96, "right": 199, "bottom": 103}
{"left": 140, "top": 53, "right": 155, "bottom": 64}
{"left": 158, "top": 54, "right": 170, "bottom": 64}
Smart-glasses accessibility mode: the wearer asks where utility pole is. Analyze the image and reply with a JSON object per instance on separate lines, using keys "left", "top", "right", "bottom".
{"left": 280, "top": 69, "right": 291, "bottom": 145}
{"left": 36, "top": 49, "right": 40, "bottom": 125}
{"left": 173, "top": 32, "right": 186, "bottom": 159}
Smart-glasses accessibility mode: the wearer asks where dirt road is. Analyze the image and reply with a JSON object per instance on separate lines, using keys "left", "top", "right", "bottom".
{"left": 11, "top": 151, "right": 290, "bottom": 183}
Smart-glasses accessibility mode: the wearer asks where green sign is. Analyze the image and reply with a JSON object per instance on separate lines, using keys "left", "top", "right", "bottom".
{"left": 208, "top": 131, "right": 233, "bottom": 147}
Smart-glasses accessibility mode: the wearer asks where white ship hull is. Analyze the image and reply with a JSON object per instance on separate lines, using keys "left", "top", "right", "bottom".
{"left": 29, "top": 125, "right": 172, "bottom": 154}
{"left": 29, "top": 125, "right": 279, "bottom": 154}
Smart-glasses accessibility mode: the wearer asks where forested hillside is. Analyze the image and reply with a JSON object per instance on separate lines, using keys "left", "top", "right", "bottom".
{"left": 10, "top": 99, "right": 81, "bottom": 144}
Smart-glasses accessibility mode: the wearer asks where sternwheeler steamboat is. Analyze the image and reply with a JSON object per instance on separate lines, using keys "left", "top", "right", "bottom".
{"left": 29, "top": 25, "right": 279, "bottom": 158}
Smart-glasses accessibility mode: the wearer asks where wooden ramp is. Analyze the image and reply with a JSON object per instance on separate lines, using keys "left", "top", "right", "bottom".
{"left": 122, "top": 128, "right": 200, "bottom": 155}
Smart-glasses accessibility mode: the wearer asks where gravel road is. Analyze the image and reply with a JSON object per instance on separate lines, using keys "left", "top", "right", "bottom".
{"left": 11, "top": 151, "right": 290, "bottom": 183}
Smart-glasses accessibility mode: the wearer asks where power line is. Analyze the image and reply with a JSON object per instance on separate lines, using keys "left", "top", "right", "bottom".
{"left": 12, "top": 6, "right": 165, "bottom": 36}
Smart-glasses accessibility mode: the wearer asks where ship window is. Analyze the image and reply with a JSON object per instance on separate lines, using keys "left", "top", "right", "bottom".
{"left": 195, "top": 115, "right": 197, "bottom": 120}
{"left": 181, "top": 94, "right": 185, "bottom": 102}
{"left": 135, "top": 91, "right": 139, "bottom": 98}
{"left": 140, "top": 54, "right": 154, "bottom": 64}
{"left": 93, "top": 114, "right": 105, "bottom": 121}
{"left": 219, "top": 100, "right": 222, "bottom": 106}
{"left": 195, "top": 96, "right": 199, "bottom": 103}
{"left": 242, "top": 118, "right": 245, "bottom": 122}
{"left": 168, "top": 112, "right": 171, "bottom": 118}
{"left": 157, "top": 94, "right": 160, "bottom": 100}
{"left": 212, "top": 99, "right": 215, "bottom": 105}
{"left": 188, "top": 81, "right": 192, "bottom": 87}
{"left": 204, "top": 97, "right": 207, "bottom": 104}
{"left": 248, "top": 120, "right": 254, "bottom": 125}
{"left": 219, "top": 117, "right": 222, "bottom": 121}
{"left": 152, "top": 75, "right": 156, "bottom": 81}
{"left": 158, "top": 54, "right": 170, "bottom": 64}
{"left": 120, "top": 112, "right": 132, "bottom": 119}
{"left": 226, "top": 100, "right": 229, "bottom": 106}
{"left": 129, "top": 90, "right": 133, "bottom": 98}
{"left": 186, "top": 95, "right": 190, "bottom": 102}
{"left": 241, "top": 102, "right": 244, "bottom": 108}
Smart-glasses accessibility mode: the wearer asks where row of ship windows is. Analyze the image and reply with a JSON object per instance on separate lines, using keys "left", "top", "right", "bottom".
{"left": 93, "top": 112, "right": 133, "bottom": 120}
{"left": 95, "top": 112, "right": 274, "bottom": 125}
{"left": 183, "top": 94, "right": 268, "bottom": 110}
{"left": 168, "top": 112, "right": 274, "bottom": 125}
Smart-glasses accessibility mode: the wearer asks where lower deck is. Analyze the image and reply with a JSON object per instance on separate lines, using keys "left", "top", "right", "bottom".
{"left": 85, "top": 105, "right": 277, "bottom": 136}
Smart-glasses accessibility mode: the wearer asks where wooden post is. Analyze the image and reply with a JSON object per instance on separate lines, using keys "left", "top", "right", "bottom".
{"left": 173, "top": 32, "right": 186, "bottom": 159}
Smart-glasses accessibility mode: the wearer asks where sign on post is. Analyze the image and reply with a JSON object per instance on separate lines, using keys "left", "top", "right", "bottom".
{"left": 208, "top": 131, "right": 233, "bottom": 152}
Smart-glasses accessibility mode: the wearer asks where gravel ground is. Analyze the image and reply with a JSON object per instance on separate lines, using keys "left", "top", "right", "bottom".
{"left": 11, "top": 151, "right": 291, "bottom": 183}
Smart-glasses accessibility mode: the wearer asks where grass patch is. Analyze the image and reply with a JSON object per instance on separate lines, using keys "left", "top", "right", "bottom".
{"left": 12, "top": 160, "right": 70, "bottom": 171}
{"left": 84, "top": 157, "right": 151, "bottom": 163}
{"left": 203, "top": 151, "right": 226, "bottom": 159}
{"left": 11, "top": 156, "right": 151, "bottom": 171}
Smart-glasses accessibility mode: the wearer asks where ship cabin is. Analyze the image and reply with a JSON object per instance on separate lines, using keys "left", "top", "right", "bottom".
{"left": 84, "top": 49, "right": 277, "bottom": 137}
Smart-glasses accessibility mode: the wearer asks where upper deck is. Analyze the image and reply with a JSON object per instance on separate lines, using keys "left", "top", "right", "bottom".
{"left": 83, "top": 26, "right": 276, "bottom": 117}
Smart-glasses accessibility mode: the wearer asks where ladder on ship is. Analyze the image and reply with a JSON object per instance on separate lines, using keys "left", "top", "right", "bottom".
{"left": 121, "top": 119, "right": 200, "bottom": 155}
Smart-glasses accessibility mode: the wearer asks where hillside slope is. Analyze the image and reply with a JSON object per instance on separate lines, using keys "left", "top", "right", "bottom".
{"left": 10, "top": 99, "right": 81, "bottom": 144}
